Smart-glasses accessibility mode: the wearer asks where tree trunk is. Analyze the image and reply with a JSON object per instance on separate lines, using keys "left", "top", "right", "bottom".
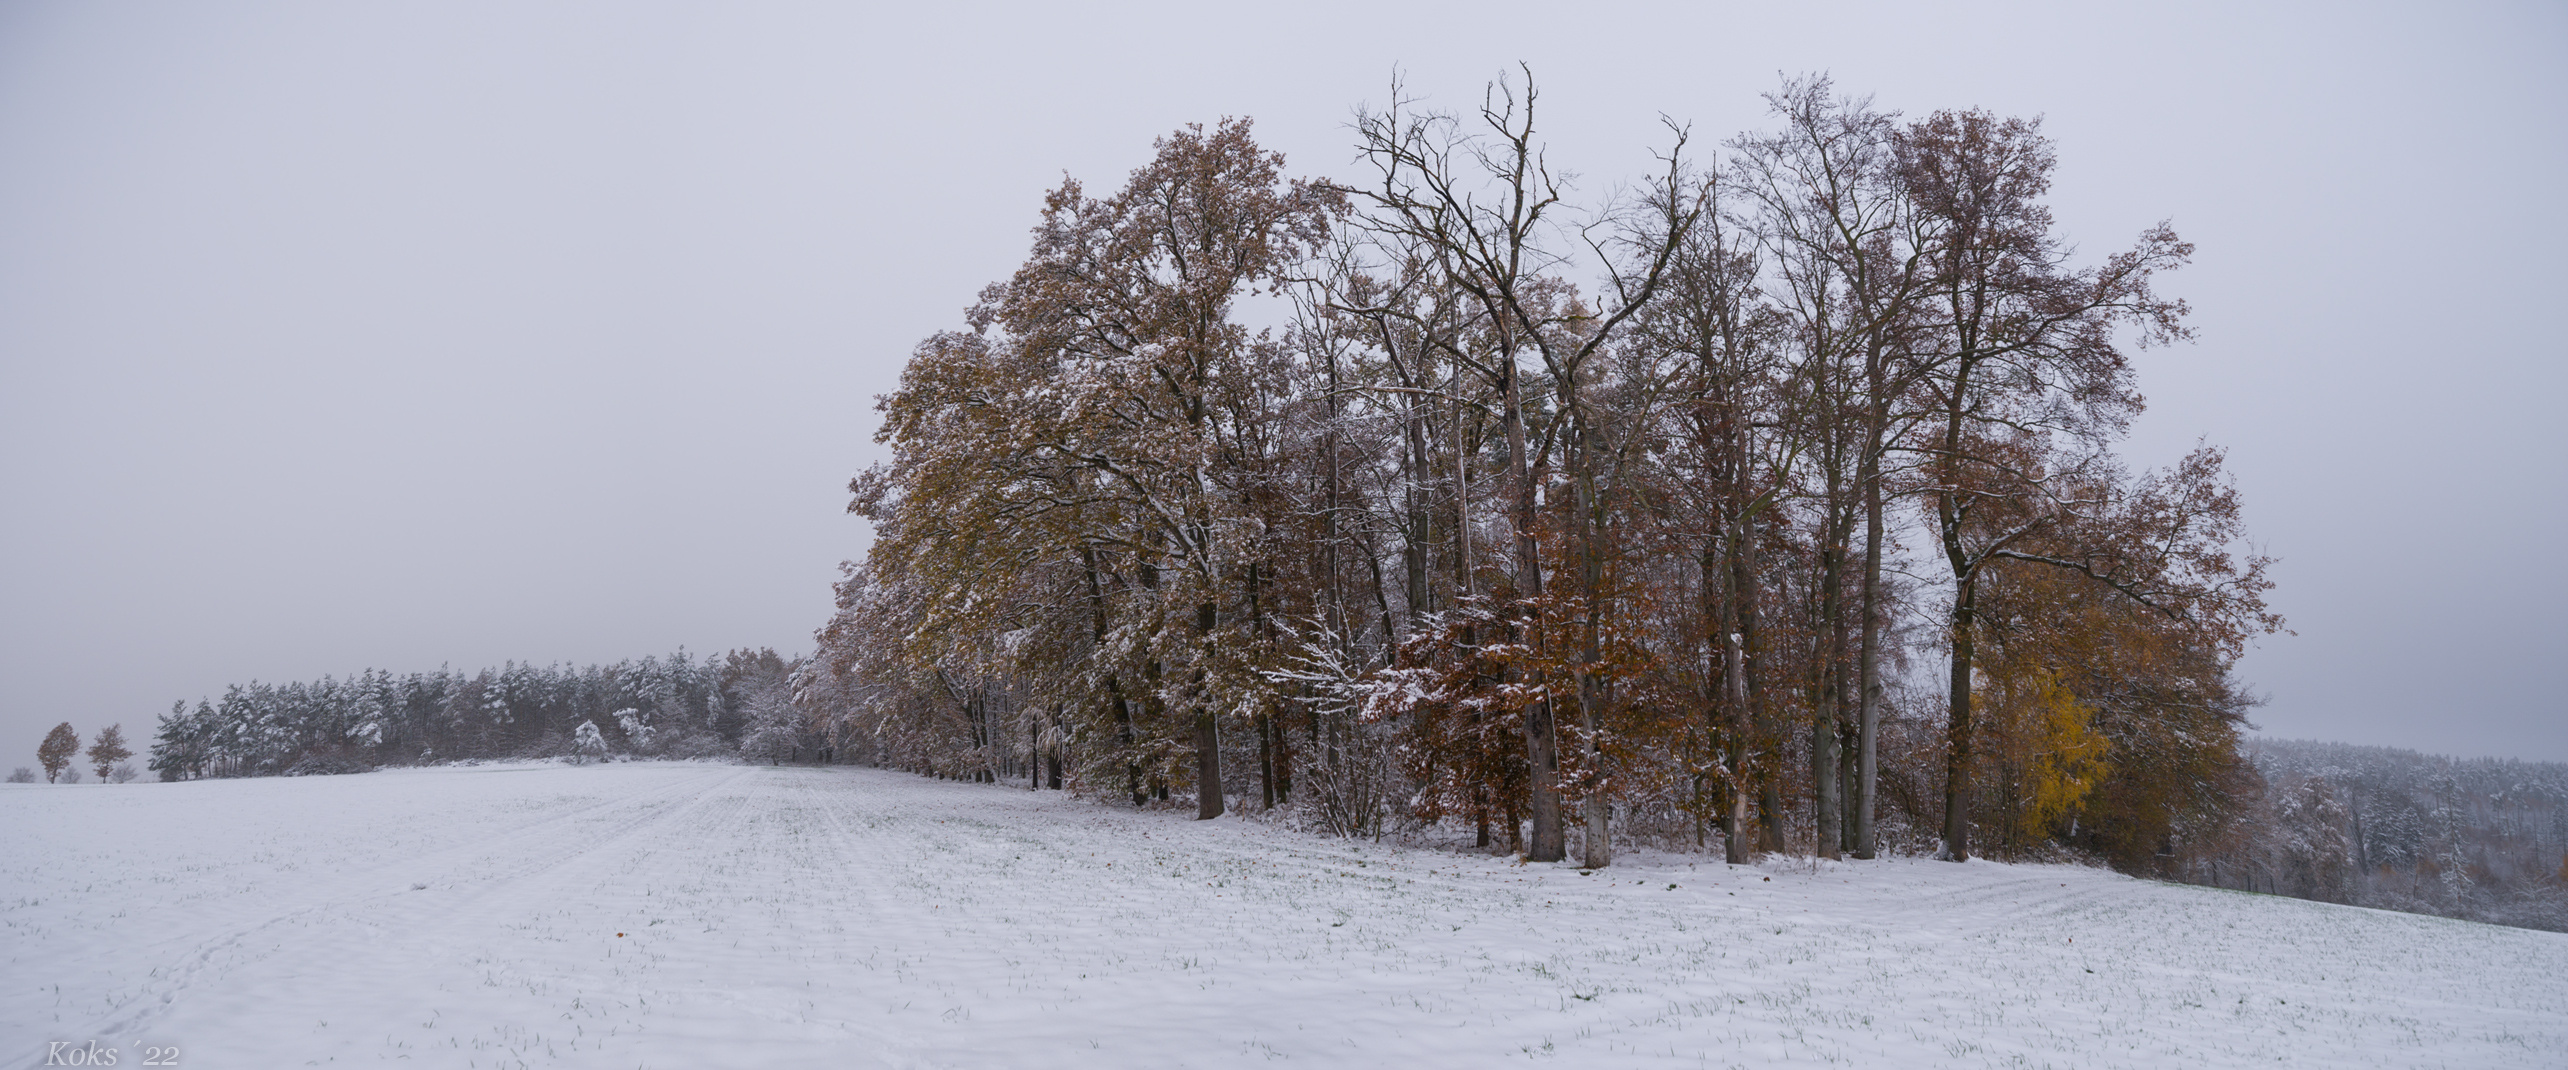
{"left": 1082, "top": 545, "right": 1146, "bottom": 807}
{"left": 1577, "top": 439, "right": 1610, "bottom": 870}
{"left": 1732, "top": 485, "right": 1785, "bottom": 855}
{"left": 1258, "top": 713, "right": 1275, "bottom": 810}
{"left": 1453, "top": 366, "right": 1473, "bottom": 603}
{"left": 1813, "top": 527, "right": 1846, "bottom": 859}
{"left": 1716, "top": 542, "right": 1755, "bottom": 867}
{"left": 1406, "top": 393, "right": 1433, "bottom": 629}
{"left": 1195, "top": 599, "right": 1224, "bottom": 820}
{"left": 1195, "top": 707, "right": 1224, "bottom": 819}
{"left": 1248, "top": 560, "right": 1276, "bottom": 811}
{"left": 1853, "top": 447, "right": 1884, "bottom": 858}
{"left": 1940, "top": 578, "right": 1977, "bottom": 861}
{"left": 1046, "top": 707, "right": 1065, "bottom": 790}
{"left": 1272, "top": 697, "right": 1293, "bottom": 802}
{"left": 1506, "top": 355, "right": 1564, "bottom": 863}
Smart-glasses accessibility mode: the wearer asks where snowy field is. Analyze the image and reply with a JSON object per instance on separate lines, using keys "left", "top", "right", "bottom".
{"left": 3, "top": 763, "right": 2562, "bottom": 1069}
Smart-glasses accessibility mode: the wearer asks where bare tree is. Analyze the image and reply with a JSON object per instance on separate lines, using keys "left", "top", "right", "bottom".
{"left": 1634, "top": 196, "right": 1786, "bottom": 864}
{"left": 1728, "top": 75, "right": 1938, "bottom": 858}
{"left": 1350, "top": 67, "right": 1702, "bottom": 864}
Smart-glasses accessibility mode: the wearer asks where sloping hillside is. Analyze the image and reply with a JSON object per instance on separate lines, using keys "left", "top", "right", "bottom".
{"left": 4, "top": 762, "right": 2561, "bottom": 1068}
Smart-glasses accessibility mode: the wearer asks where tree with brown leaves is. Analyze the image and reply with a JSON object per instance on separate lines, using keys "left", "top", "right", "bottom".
{"left": 86, "top": 723, "right": 131, "bottom": 782}
{"left": 38, "top": 722, "right": 78, "bottom": 783}
{"left": 1896, "top": 106, "right": 2202, "bottom": 861}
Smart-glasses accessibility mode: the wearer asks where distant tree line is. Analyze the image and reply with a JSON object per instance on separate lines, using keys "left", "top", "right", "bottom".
{"left": 142, "top": 648, "right": 800, "bottom": 779}
{"left": 804, "top": 70, "right": 2282, "bottom": 876}
{"left": 2192, "top": 739, "right": 2568, "bottom": 932}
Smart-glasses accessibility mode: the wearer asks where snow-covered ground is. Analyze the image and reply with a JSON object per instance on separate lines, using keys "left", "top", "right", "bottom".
{"left": 3, "top": 763, "right": 2561, "bottom": 1069}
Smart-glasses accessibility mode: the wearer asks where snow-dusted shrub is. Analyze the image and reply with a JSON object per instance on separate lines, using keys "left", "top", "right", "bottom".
{"left": 739, "top": 723, "right": 797, "bottom": 765}
{"left": 1260, "top": 628, "right": 1405, "bottom": 839}
{"left": 502, "top": 733, "right": 563, "bottom": 763}
{"left": 283, "top": 753, "right": 373, "bottom": 777}
{"left": 109, "top": 764, "right": 139, "bottom": 784}
{"left": 1288, "top": 713, "right": 1402, "bottom": 841}
{"left": 658, "top": 730, "right": 729, "bottom": 760}
{"left": 573, "top": 720, "right": 607, "bottom": 763}
{"left": 613, "top": 708, "right": 655, "bottom": 753}
{"left": 4, "top": 767, "right": 34, "bottom": 783}
{"left": 735, "top": 683, "right": 806, "bottom": 766}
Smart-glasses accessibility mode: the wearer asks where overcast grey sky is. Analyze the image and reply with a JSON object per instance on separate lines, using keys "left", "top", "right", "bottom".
{"left": 2, "top": 1, "right": 2561, "bottom": 766}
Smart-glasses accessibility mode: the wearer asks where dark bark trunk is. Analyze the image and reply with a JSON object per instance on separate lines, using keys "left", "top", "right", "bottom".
{"left": 1853, "top": 444, "right": 1884, "bottom": 857}
{"left": 1081, "top": 545, "right": 1146, "bottom": 807}
{"left": 1249, "top": 561, "right": 1275, "bottom": 811}
{"left": 1931, "top": 331, "right": 1982, "bottom": 860}
{"left": 1505, "top": 355, "right": 1564, "bottom": 863}
{"left": 1452, "top": 366, "right": 1473, "bottom": 603}
{"left": 1257, "top": 713, "right": 1275, "bottom": 810}
{"left": 1575, "top": 428, "right": 1610, "bottom": 869}
{"left": 1716, "top": 542, "right": 1754, "bottom": 867}
{"left": 1046, "top": 708, "right": 1064, "bottom": 791}
{"left": 1195, "top": 707, "right": 1224, "bottom": 818}
{"left": 1733, "top": 492, "right": 1785, "bottom": 855}
{"left": 1273, "top": 701, "right": 1293, "bottom": 802}
{"left": 1357, "top": 545, "right": 1394, "bottom": 651}
{"left": 1405, "top": 396, "right": 1432, "bottom": 630}
{"left": 1813, "top": 524, "right": 1846, "bottom": 859}
{"left": 1195, "top": 599, "right": 1224, "bottom": 820}
{"left": 1940, "top": 576, "right": 1977, "bottom": 861}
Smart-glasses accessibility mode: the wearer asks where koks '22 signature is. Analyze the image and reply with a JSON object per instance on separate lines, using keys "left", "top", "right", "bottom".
{"left": 42, "top": 1041, "right": 180, "bottom": 1066}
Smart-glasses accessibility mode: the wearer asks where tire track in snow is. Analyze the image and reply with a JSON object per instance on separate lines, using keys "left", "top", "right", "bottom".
{"left": 20, "top": 763, "right": 744, "bottom": 1059}
{"left": 339, "top": 766, "right": 767, "bottom": 1063}
{"left": 344, "top": 766, "right": 908, "bottom": 1064}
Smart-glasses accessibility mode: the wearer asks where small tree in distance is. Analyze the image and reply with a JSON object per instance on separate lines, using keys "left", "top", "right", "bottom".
{"left": 738, "top": 689, "right": 800, "bottom": 765}
{"left": 37, "top": 722, "right": 79, "bottom": 783}
{"left": 5, "top": 767, "right": 33, "bottom": 783}
{"left": 87, "top": 724, "right": 132, "bottom": 782}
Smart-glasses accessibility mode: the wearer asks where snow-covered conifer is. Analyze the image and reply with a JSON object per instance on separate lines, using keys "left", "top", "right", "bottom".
{"left": 614, "top": 707, "right": 653, "bottom": 752}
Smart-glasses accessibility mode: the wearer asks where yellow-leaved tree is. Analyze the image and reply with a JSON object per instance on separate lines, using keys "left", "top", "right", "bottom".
{"left": 1979, "top": 666, "right": 2110, "bottom": 854}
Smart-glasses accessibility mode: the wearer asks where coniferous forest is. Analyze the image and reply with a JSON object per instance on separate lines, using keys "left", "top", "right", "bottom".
{"left": 139, "top": 649, "right": 801, "bottom": 779}
{"left": 2234, "top": 739, "right": 2568, "bottom": 931}
{"left": 112, "top": 73, "right": 2566, "bottom": 934}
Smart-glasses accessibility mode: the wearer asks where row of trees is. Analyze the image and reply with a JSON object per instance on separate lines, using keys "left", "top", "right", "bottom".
{"left": 17, "top": 722, "right": 135, "bottom": 783}
{"left": 143, "top": 648, "right": 800, "bottom": 779}
{"left": 808, "top": 71, "right": 2280, "bottom": 874}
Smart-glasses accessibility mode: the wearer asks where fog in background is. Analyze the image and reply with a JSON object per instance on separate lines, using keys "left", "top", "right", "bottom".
{"left": 2, "top": 1, "right": 2560, "bottom": 767}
